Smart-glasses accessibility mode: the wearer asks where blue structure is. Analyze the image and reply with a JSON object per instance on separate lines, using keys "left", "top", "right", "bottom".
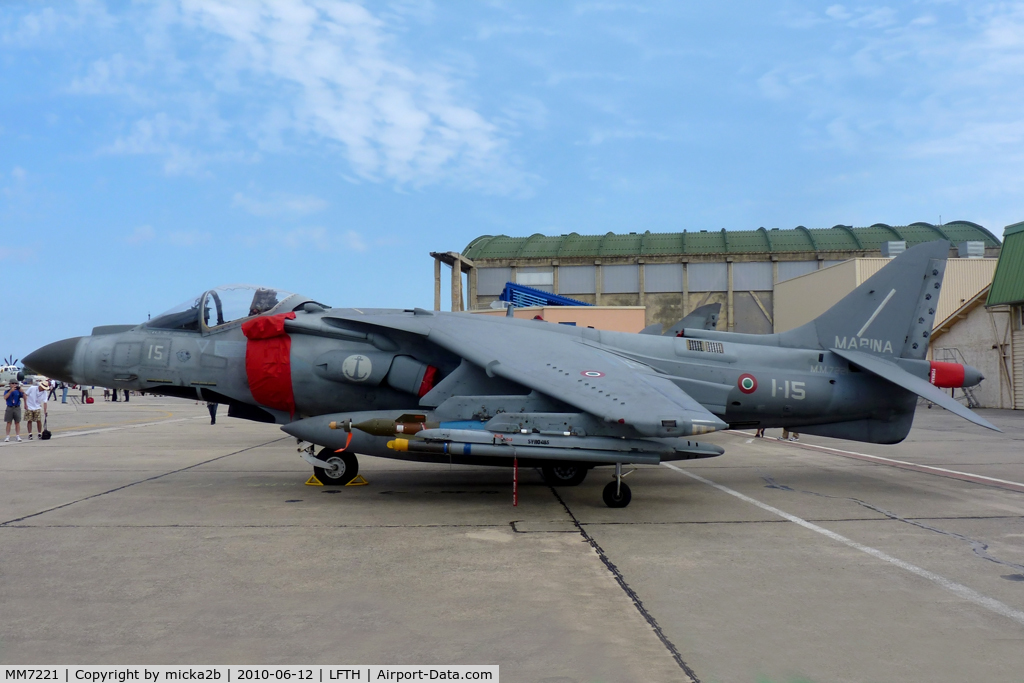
{"left": 499, "top": 282, "right": 593, "bottom": 308}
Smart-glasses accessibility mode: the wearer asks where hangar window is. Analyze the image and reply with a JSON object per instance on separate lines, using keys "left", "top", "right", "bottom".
{"left": 644, "top": 263, "right": 683, "bottom": 293}
{"left": 477, "top": 268, "right": 511, "bottom": 296}
{"left": 777, "top": 261, "right": 818, "bottom": 283}
{"left": 688, "top": 263, "right": 728, "bottom": 291}
{"left": 603, "top": 265, "right": 640, "bottom": 293}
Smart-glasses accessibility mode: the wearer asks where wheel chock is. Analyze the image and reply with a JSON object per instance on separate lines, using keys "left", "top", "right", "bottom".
{"left": 305, "top": 474, "right": 324, "bottom": 486}
{"left": 345, "top": 474, "right": 369, "bottom": 486}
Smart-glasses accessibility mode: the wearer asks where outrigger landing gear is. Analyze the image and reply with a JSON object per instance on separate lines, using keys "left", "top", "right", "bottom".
{"left": 602, "top": 462, "right": 632, "bottom": 508}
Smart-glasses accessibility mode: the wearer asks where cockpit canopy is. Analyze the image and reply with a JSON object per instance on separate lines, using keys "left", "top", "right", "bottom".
{"left": 146, "top": 285, "right": 302, "bottom": 331}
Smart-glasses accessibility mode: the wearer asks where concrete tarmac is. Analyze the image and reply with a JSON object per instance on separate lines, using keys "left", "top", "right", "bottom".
{"left": 2, "top": 397, "right": 1023, "bottom": 682}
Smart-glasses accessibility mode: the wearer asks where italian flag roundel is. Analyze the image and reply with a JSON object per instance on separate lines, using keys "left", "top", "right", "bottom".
{"left": 738, "top": 373, "right": 757, "bottom": 394}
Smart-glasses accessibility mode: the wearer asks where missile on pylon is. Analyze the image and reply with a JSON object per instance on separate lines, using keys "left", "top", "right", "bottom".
{"left": 348, "top": 416, "right": 439, "bottom": 437}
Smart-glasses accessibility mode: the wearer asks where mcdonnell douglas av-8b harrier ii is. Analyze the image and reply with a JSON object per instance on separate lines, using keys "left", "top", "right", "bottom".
{"left": 25, "top": 240, "right": 995, "bottom": 507}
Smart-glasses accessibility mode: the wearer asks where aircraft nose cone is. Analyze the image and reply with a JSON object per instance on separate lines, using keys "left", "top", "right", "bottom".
{"left": 23, "top": 337, "right": 82, "bottom": 384}
{"left": 962, "top": 364, "right": 984, "bottom": 388}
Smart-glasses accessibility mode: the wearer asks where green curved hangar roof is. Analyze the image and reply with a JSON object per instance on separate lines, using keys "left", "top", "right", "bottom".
{"left": 463, "top": 221, "right": 1000, "bottom": 259}
{"left": 987, "top": 221, "right": 1024, "bottom": 306}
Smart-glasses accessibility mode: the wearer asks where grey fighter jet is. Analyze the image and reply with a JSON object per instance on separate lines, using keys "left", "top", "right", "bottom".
{"left": 25, "top": 240, "right": 994, "bottom": 507}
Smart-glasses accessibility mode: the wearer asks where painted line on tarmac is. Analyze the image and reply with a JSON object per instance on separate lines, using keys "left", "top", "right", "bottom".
{"left": 727, "top": 430, "right": 1024, "bottom": 494}
{"left": 662, "top": 462, "right": 1024, "bottom": 629}
{"left": 0, "top": 437, "right": 289, "bottom": 526}
{"left": 548, "top": 484, "right": 701, "bottom": 682}
{"left": 51, "top": 416, "right": 206, "bottom": 439}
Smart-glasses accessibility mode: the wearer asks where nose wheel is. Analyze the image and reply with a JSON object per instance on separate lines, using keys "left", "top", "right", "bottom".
{"left": 602, "top": 462, "right": 632, "bottom": 508}
{"left": 313, "top": 448, "right": 359, "bottom": 486}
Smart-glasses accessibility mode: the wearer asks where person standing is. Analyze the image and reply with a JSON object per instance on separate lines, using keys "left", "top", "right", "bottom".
{"left": 61, "top": 382, "right": 68, "bottom": 404}
{"left": 4, "top": 380, "right": 25, "bottom": 442}
{"left": 23, "top": 380, "right": 47, "bottom": 440}
{"left": 207, "top": 401, "right": 218, "bottom": 425}
{"left": 123, "top": 389, "right": 129, "bottom": 402}
{"left": 81, "top": 385, "right": 89, "bottom": 403}
{"left": 47, "top": 381, "right": 57, "bottom": 401}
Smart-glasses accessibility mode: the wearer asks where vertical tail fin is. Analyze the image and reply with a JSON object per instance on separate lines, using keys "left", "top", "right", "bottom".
{"left": 780, "top": 240, "right": 951, "bottom": 359}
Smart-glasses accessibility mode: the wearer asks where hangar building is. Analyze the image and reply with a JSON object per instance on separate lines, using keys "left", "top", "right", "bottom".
{"left": 432, "top": 221, "right": 1001, "bottom": 334}
{"left": 983, "top": 222, "right": 1024, "bottom": 409}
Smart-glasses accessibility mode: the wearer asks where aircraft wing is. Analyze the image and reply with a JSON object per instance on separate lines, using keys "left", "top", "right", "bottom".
{"left": 291, "top": 311, "right": 727, "bottom": 437}
{"left": 422, "top": 318, "right": 728, "bottom": 438}
{"left": 831, "top": 347, "right": 1000, "bottom": 432}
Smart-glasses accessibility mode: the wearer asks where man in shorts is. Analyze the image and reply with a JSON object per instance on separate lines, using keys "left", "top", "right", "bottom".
{"left": 4, "top": 380, "right": 25, "bottom": 442}
{"left": 23, "top": 379, "right": 48, "bottom": 440}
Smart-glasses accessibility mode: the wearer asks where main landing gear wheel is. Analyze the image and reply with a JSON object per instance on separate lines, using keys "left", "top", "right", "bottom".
{"left": 602, "top": 481, "right": 632, "bottom": 508}
{"left": 314, "top": 448, "right": 358, "bottom": 486}
{"left": 542, "top": 463, "right": 588, "bottom": 487}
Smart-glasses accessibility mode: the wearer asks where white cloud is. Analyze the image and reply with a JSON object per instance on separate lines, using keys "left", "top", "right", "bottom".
{"left": 167, "top": 230, "right": 211, "bottom": 246}
{"left": 1, "top": 166, "right": 29, "bottom": 199}
{"left": 759, "top": 4, "right": 1024, "bottom": 163}
{"left": 52, "top": 0, "right": 524, "bottom": 192}
{"left": 103, "top": 109, "right": 257, "bottom": 176}
{"left": 0, "top": 247, "right": 33, "bottom": 262}
{"left": 238, "top": 226, "right": 373, "bottom": 252}
{"left": 825, "top": 5, "right": 852, "bottom": 21}
{"left": 126, "top": 225, "right": 155, "bottom": 244}
{"left": 125, "top": 225, "right": 211, "bottom": 247}
{"left": 232, "top": 191, "right": 328, "bottom": 217}
{"left": 345, "top": 229, "right": 368, "bottom": 252}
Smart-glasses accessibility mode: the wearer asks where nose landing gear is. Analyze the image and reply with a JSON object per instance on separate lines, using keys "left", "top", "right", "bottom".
{"left": 299, "top": 443, "right": 359, "bottom": 486}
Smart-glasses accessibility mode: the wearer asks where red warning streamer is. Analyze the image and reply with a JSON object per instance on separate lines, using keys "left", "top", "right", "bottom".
{"left": 242, "top": 312, "right": 297, "bottom": 417}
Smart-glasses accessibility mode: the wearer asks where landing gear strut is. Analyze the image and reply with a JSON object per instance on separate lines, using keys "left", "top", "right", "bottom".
{"left": 602, "top": 462, "right": 632, "bottom": 508}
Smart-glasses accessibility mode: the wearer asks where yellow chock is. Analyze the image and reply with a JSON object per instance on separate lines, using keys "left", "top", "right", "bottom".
{"left": 345, "top": 474, "right": 369, "bottom": 486}
{"left": 305, "top": 474, "right": 324, "bottom": 486}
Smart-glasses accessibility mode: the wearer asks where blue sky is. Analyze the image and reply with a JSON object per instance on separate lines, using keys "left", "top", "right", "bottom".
{"left": 3, "top": 1, "right": 1024, "bottom": 359}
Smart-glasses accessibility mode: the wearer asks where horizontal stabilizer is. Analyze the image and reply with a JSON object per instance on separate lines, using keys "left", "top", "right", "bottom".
{"left": 831, "top": 348, "right": 1000, "bottom": 432}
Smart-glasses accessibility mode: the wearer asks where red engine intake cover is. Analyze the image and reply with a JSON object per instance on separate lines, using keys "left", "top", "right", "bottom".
{"left": 242, "top": 312, "right": 297, "bottom": 417}
{"left": 929, "top": 361, "right": 965, "bottom": 388}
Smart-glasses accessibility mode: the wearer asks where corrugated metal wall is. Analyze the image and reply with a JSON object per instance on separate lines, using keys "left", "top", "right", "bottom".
{"left": 689, "top": 263, "right": 728, "bottom": 291}
{"left": 777, "top": 261, "right": 819, "bottom": 283}
{"left": 733, "top": 262, "right": 773, "bottom": 291}
{"left": 774, "top": 258, "right": 998, "bottom": 333}
{"left": 559, "top": 265, "right": 596, "bottom": 294}
{"left": 477, "top": 267, "right": 511, "bottom": 296}
{"left": 644, "top": 263, "right": 683, "bottom": 292}
{"left": 1014, "top": 327, "right": 1023, "bottom": 410}
{"left": 935, "top": 260, "right": 999, "bottom": 327}
{"left": 774, "top": 261, "right": 858, "bottom": 332}
{"left": 602, "top": 264, "right": 640, "bottom": 293}
{"left": 516, "top": 266, "right": 553, "bottom": 292}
